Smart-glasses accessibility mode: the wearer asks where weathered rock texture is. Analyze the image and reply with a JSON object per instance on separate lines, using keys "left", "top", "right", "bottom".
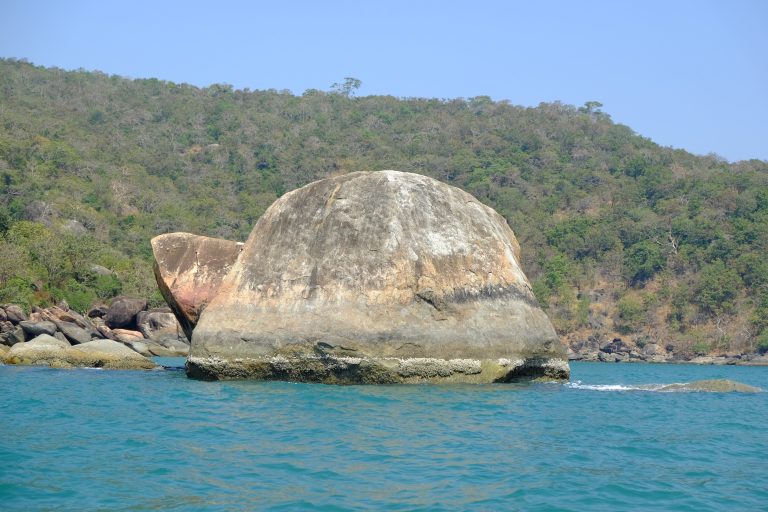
{"left": 151, "top": 233, "right": 243, "bottom": 340}
{"left": 183, "top": 171, "right": 569, "bottom": 383}
{"left": 136, "top": 308, "right": 182, "bottom": 340}
{"left": 4, "top": 336, "right": 157, "bottom": 370}
{"left": 0, "top": 302, "right": 189, "bottom": 359}
{"left": 105, "top": 297, "right": 147, "bottom": 329}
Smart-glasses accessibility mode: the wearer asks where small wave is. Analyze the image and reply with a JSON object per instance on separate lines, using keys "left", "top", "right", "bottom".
{"left": 566, "top": 379, "right": 762, "bottom": 393}
{"left": 565, "top": 382, "right": 664, "bottom": 392}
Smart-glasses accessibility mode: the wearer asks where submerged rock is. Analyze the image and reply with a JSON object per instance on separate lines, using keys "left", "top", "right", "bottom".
{"left": 177, "top": 170, "right": 568, "bottom": 383}
{"left": 151, "top": 232, "right": 243, "bottom": 340}
{"left": 657, "top": 379, "right": 762, "bottom": 393}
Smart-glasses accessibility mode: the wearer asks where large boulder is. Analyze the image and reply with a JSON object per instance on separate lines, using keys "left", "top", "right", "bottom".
{"left": 185, "top": 171, "right": 569, "bottom": 383}
{"left": 151, "top": 233, "right": 243, "bottom": 340}
{"left": 105, "top": 297, "right": 147, "bottom": 329}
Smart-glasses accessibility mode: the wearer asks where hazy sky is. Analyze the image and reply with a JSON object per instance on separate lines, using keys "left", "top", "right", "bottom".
{"left": 1, "top": 0, "right": 766, "bottom": 162}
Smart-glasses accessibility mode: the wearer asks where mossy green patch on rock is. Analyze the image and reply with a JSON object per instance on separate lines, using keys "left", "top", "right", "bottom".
{"left": 186, "top": 355, "right": 569, "bottom": 384}
{"left": 4, "top": 338, "right": 157, "bottom": 370}
{"left": 658, "top": 379, "right": 762, "bottom": 393}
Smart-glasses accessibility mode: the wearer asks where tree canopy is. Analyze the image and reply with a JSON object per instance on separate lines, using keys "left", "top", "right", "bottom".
{"left": 1, "top": 58, "right": 766, "bottom": 354}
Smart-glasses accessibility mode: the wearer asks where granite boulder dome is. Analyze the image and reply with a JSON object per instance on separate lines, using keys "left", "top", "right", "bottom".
{"left": 155, "top": 171, "right": 569, "bottom": 383}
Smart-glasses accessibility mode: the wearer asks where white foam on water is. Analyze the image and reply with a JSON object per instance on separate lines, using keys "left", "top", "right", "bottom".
{"left": 565, "top": 380, "right": 762, "bottom": 393}
{"left": 565, "top": 381, "right": 667, "bottom": 392}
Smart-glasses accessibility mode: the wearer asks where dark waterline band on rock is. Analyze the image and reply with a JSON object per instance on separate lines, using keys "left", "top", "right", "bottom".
{"left": 185, "top": 355, "right": 570, "bottom": 384}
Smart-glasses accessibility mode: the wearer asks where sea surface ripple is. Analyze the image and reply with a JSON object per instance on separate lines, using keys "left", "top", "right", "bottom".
{"left": 1, "top": 361, "right": 766, "bottom": 511}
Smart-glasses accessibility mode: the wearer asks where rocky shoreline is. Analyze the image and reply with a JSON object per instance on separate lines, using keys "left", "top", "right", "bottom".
{"left": 3, "top": 297, "right": 767, "bottom": 370}
{"left": 0, "top": 299, "right": 189, "bottom": 369}
{"left": 568, "top": 336, "right": 768, "bottom": 366}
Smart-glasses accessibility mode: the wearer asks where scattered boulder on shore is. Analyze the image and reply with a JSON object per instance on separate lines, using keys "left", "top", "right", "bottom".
{"left": 19, "top": 320, "right": 58, "bottom": 338}
{"left": 56, "top": 321, "right": 94, "bottom": 345}
{"left": 151, "top": 232, "right": 244, "bottom": 340}
{"left": 87, "top": 305, "right": 108, "bottom": 318}
{"left": 0, "top": 323, "right": 25, "bottom": 346}
{"left": 105, "top": 297, "right": 147, "bottom": 329}
{"left": 111, "top": 328, "right": 146, "bottom": 344}
{"left": 163, "top": 171, "right": 569, "bottom": 383}
{"left": 1, "top": 304, "right": 27, "bottom": 324}
{"left": 4, "top": 335, "right": 156, "bottom": 370}
{"left": 136, "top": 308, "right": 181, "bottom": 340}
{"left": 0, "top": 301, "right": 190, "bottom": 362}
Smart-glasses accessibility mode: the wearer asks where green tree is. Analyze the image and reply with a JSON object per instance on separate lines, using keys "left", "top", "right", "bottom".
{"left": 616, "top": 295, "right": 645, "bottom": 334}
{"left": 623, "top": 240, "right": 664, "bottom": 286}
{"left": 330, "top": 77, "right": 362, "bottom": 97}
{"left": 696, "top": 260, "right": 743, "bottom": 315}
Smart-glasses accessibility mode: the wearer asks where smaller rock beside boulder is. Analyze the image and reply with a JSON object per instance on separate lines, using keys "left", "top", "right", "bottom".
{"left": 91, "top": 317, "right": 114, "bottom": 340}
{"left": 111, "top": 328, "right": 145, "bottom": 341}
{"left": 1, "top": 304, "right": 27, "bottom": 324}
{"left": 57, "top": 321, "right": 94, "bottom": 345}
{"left": 26, "top": 333, "right": 71, "bottom": 348}
{"left": 151, "top": 232, "right": 244, "bottom": 340}
{"left": 0, "top": 323, "right": 25, "bottom": 346}
{"left": 42, "top": 305, "right": 92, "bottom": 330}
{"left": 121, "top": 339, "right": 153, "bottom": 357}
{"left": 136, "top": 308, "right": 181, "bottom": 340}
{"left": 87, "top": 305, "right": 108, "bottom": 318}
{"left": 19, "top": 321, "right": 58, "bottom": 338}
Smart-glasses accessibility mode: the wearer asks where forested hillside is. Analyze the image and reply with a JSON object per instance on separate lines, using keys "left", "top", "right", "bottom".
{"left": 1, "top": 59, "right": 767, "bottom": 355}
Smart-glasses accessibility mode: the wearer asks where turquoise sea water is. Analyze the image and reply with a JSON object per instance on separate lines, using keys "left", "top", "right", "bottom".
{"left": 1, "top": 361, "right": 767, "bottom": 511}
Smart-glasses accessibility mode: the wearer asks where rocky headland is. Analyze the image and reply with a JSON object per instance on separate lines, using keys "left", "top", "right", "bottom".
{"left": 155, "top": 170, "right": 570, "bottom": 383}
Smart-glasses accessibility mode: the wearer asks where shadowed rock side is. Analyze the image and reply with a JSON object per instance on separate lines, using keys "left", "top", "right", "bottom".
{"left": 151, "top": 233, "right": 243, "bottom": 340}
{"left": 188, "top": 171, "right": 569, "bottom": 383}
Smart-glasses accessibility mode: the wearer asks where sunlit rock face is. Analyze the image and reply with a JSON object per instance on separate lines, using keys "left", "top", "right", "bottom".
{"left": 182, "top": 171, "right": 568, "bottom": 383}
{"left": 151, "top": 233, "right": 243, "bottom": 340}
